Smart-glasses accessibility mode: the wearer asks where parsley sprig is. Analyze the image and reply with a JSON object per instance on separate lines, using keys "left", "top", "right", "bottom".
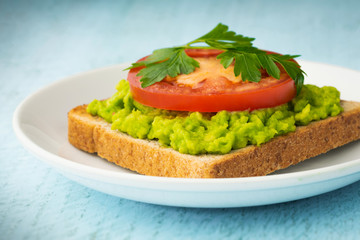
{"left": 127, "top": 23, "right": 305, "bottom": 93}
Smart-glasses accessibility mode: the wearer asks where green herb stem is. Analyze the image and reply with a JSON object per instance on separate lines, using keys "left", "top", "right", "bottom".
{"left": 127, "top": 23, "right": 305, "bottom": 93}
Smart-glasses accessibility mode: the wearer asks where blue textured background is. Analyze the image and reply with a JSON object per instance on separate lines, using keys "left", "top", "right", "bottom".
{"left": 1, "top": 0, "right": 360, "bottom": 239}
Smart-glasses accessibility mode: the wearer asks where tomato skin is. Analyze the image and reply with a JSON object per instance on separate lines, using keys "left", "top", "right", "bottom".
{"left": 128, "top": 49, "right": 297, "bottom": 112}
{"left": 130, "top": 78, "right": 295, "bottom": 112}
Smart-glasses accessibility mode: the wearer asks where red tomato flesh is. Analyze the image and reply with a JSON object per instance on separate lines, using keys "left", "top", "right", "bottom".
{"left": 127, "top": 49, "right": 296, "bottom": 112}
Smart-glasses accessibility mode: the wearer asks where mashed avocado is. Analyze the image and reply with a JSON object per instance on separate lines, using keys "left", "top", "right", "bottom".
{"left": 87, "top": 80, "right": 343, "bottom": 155}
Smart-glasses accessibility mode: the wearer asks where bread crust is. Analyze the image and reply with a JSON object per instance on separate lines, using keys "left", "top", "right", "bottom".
{"left": 68, "top": 101, "right": 360, "bottom": 178}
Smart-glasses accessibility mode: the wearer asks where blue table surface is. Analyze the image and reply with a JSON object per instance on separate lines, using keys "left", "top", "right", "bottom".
{"left": 1, "top": 0, "right": 360, "bottom": 239}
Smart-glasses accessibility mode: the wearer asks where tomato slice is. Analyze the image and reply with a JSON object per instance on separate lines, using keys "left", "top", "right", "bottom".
{"left": 127, "top": 49, "right": 296, "bottom": 112}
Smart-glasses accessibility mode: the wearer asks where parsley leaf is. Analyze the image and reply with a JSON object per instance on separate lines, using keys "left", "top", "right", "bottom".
{"left": 217, "top": 51, "right": 262, "bottom": 82}
{"left": 136, "top": 48, "right": 199, "bottom": 88}
{"left": 257, "top": 54, "right": 280, "bottom": 79}
{"left": 126, "top": 48, "right": 176, "bottom": 69}
{"left": 127, "top": 23, "right": 305, "bottom": 93}
{"left": 268, "top": 54, "right": 305, "bottom": 94}
{"left": 193, "top": 23, "right": 255, "bottom": 48}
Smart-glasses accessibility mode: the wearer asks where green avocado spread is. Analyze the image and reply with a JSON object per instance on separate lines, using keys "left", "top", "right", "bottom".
{"left": 87, "top": 80, "right": 343, "bottom": 155}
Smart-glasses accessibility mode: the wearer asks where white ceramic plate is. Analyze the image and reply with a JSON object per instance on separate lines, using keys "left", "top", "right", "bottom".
{"left": 13, "top": 61, "right": 360, "bottom": 208}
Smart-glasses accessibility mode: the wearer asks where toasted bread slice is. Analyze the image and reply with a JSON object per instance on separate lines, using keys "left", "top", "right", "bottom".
{"left": 68, "top": 101, "right": 360, "bottom": 178}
